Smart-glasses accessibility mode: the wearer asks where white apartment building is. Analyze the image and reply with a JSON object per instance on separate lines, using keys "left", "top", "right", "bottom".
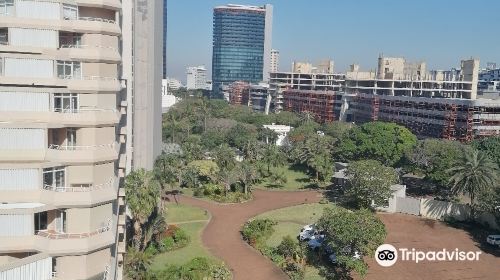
{"left": 166, "top": 77, "right": 183, "bottom": 90}
{"left": 270, "top": 49, "right": 279, "bottom": 73}
{"left": 0, "top": 1, "right": 163, "bottom": 280}
{"left": 186, "top": 66, "right": 207, "bottom": 90}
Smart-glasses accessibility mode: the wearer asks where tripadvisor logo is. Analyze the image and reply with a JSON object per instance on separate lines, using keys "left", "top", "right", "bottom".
{"left": 374, "top": 244, "right": 482, "bottom": 267}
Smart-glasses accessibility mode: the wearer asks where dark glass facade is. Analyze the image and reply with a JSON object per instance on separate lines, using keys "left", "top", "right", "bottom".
{"left": 212, "top": 7, "right": 266, "bottom": 96}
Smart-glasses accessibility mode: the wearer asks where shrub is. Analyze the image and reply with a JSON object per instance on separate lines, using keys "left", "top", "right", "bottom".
{"left": 159, "top": 225, "right": 190, "bottom": 252}
{"left": 151, "top": 257, "right": 231, "bottom": 280}
{"left": 241, "top": 219, "right": 276, "bottom": 249}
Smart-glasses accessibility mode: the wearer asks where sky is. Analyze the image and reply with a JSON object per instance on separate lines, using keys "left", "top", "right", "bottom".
{"left": 166, "top": 0, "right": 500, "bottom": 83}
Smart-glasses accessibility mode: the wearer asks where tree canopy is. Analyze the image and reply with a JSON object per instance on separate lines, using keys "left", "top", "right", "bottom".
{"left": 345, "top": 160, "right": 399, "bottom": 208}
{"left": 336, "top": 122, "right": 417, "bottom": 166}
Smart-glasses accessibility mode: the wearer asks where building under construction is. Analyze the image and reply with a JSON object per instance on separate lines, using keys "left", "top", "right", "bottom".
{"left": 227, "top": 81, "right": 250, "bottom": 106}
{"left": 283, "top": 89, "right": 336, "bottom": 123}
{"left": 347, "top": 56, "right": 500, "bottom": 140}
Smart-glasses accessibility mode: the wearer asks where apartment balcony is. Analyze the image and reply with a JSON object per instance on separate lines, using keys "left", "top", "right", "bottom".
{"left": 0, "top": 178, "right": 118, "bottom": 207}
{"left": 0, "top": 222, "right": 115, "bottom": 255}
{"left": 0, "top": 253, "right": 54, "bottom": 280}
{"left": 0, "top": 16, "right": 120, "bottom": 37}
{"left": 0, "top": 109, "right": 120, "bottom": 127}
{"left": 46, "top": 143, "right": 119, "bottom": 163}
{"left": 58, "top": 44, "right": 121, "bottom": 63}
{"left": 75, "top": 0, "right": 122, "bottom": 10}
{"left": 0, "top": 76, "right": 121, "bottom": 93}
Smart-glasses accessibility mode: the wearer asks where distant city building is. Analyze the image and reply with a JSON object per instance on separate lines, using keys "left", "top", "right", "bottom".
{"left": 166, "top": 78, "right": 183, "bottom": 90}
{"left": 212, "top": 4, "right": 273, "bottom": 96}
{"left": 262, "top": 124, "right": 292, "bottom": 146}
{"left": 205, "top": 80, "right": 213, "bottom": 91}
{"left": 227, "top": 81, "right": 251, "bottom": 106}
{"left": 478, "top": 66, "right": 500, "bottom": 100}
{"left": 347, "top": 56, "right": 500, "bottom": 140}
{"left": 186, "top": 66, "right": 208, "bottom": 90}
{"left": 270, "top": 49, "right": 279, "bottom": 73}
{"left": 249, "top": 83, "right": 272, "bottom": 114}
{"left": 270, "top": 60, "right": 344, "bottom": 113}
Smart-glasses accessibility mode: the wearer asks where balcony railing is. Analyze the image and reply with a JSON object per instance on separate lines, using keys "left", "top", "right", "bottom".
{"left": 78, "top": 16, "right": 116, "bottom": 24}
{"left": 43, "top": 177, "right": 114, "bottom": 192}
{"left": 36, "top": 219, "right": 112, "bottom": 239}
{"left": 48, "top": 143, "right": 115, "bottom": 151}
{"left": 59, "top": 44, "right": 118, "bottom": 52}
{"left": 52, "top": 108, "right": 118, "bottom": 114}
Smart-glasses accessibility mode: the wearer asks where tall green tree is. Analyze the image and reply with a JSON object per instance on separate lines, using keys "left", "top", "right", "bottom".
{"left": 447, "top": 149, "right": 499, "bottom": 219}
{"left": 214, "top": 144, "right": 236, "bottom": 171}
{"left": 235, "top": 162, "right": 258, "bottom": 194}
{"left": 261, "top": 144, "right": 286, "bottom": 174}
{"left": 125, "top": 247, "right": 154, "bottom": 280}
{"left": 125, "top": 169, "right": 160, "bottom": 250}
{"left": 258, "top": 127, "right": 279, "bottom": 145}
{"left": 406, "top": 139, "right": 465, "bottom": 187}
{"left": 295, "top": 135, "right": 334, "bottom": 184}
{"left": 472, "top": 136, "right": 500, "bottom": 167}
{"left": 345, "top": 160, "right": 399, "bottom": 209}
{"left": 226, "top": 123, "right": 258, "bottom": 149}
{"left": 336, "top": 122, "right": 417, "bottom": 166}
{"left": 316, "top": 207, "right": 387, "bottom": 279}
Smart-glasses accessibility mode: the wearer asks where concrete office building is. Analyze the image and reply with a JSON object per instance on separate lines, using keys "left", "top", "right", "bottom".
{"left": 163, "top": 0, "right": 168, "bottom": 79}
{"left": 186, "top": 66, "right": 208, "bottom": 90}
{"left": 270, "top": 49, "right": 279, "bottom": 73}
{"left": 0, "top": 1, "right": 163, "bottom": 280}
{"left": 347, "top": 56, "right": 500, "bottom": 140}
{"left": 212, "top": 4, "right": 273, "bottom": 96}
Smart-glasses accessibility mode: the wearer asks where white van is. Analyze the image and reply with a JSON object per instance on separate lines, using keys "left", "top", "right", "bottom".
{"left": 486, "top": 235, "right": 500, "bottom": 247}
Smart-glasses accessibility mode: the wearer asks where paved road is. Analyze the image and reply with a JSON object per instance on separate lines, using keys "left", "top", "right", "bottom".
{"left": 174, "top": 189, "right": 323, "bottom": 280}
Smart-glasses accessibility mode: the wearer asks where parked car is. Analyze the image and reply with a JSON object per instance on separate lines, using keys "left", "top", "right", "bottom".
{"left": 307, "top": 235, "right": 325, "bottom": 249}
{"left": 486, "top": 235, "right": 500, "bottom": 247}
{"left": 301, "top": 224, "right": 315, "bottom": 232}
{"left": 299, "top": 229, "right": 316, "bottom": 241}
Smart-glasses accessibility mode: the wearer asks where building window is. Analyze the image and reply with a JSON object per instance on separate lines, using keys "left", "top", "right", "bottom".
{"left": 59, "top": 32, "right": 82, "bottom": 48}
{"left": 57, "top": 60, "right": 81, "bottom": 79}
{"left": 0, "top": 28, "right": 7, "bottom": 45}
{"left": 55, "top": 209, "right": 67, "bottom": 233}
{"left": 43, "top": 167, "right": 65, "bottom": 190}
{"left": 62, "top": 4, "right": 78, "bottom": 20}
{"left": 34, "top": 211, "right": 48, "bottom": 233}
{"left": 53, "top": 93, "right": 78, "bottom": 112}
{"left": 0, "top": 0, "right": 14, "bottom": 15}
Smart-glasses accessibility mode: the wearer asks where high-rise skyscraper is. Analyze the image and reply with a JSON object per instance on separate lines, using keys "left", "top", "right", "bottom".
{"left": 0, "top": 1, "right": 162, "bottom": 279}
{"left": 212, "top": 4, "right": 273, "bottom": 96}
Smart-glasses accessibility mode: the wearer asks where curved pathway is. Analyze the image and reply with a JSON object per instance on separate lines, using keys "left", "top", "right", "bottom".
{"left": 172, "top": 189, "right": 323, "bottom": 280}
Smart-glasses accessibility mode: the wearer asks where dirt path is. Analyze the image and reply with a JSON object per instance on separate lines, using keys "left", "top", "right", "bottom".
{"left": 172, "top": 189, "right": 323, "bottom": 280}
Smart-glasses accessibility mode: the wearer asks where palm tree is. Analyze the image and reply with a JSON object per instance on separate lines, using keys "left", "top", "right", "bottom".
{"left": 262, "top": 144, "right": 286, "bottom": 174}
{"left": 447, "top": 149, "right": 499, "bottom": 219}
{"left": 165, "top": 111, "right": 182, "bottom": 143}
{"left": 197, "top": 98, "right": 210, "bottom": 133}
{"left": 236, "top": 162, "right": 258, "bottom": 194}
{"left": 296, "top": 135, "right": 334, "bottom": 183}
{"left": 258, "top": 127, "right": 278, "bottom": 145}
{"left": 125, "top": 169, "right": 160, "bottom": 250}
{"left": 153, "top": 153, "right": 184, "bottom": 206}
{"left": 217, "top": 169, "right": 236, "bottom": 196}
{"left": 242, "top": 139, "right": 263, "bottom": 163}
{"left": 125, "top": 247, "right": 154, "bottom": 280}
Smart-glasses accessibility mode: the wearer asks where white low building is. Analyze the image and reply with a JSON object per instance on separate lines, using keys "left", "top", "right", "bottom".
{"left": 262, "top": 124, "right": 292, "bottom": 146}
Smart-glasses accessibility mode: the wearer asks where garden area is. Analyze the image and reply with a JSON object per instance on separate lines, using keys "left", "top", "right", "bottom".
{"left": 242, "top": 203, "right": 387, "bottom": 280}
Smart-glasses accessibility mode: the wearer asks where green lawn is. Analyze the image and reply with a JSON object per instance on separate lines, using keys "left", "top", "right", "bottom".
{"left": 253, "top": 203, "right": 333, "bottom": 280}
{"left": 151, "top": 204, "right": 215, "bottom": 270}
{"left": 255, "top": 165, "right": 312, "bottom": 191}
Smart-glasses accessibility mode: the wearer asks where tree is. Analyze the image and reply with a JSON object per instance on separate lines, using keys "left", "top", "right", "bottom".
{"left": 472, "top": 136, "right": 500, "bottom": 167}
{"left": 163, "top": 111, "right": 183, "bottom": 143}
{"left": 261, "top": 144, "right": 286, "bottom": 174}
{"left": 322, "top": 122, "right": 354, "bottom": 141}
{"left": 181, "top": 136, "right": 203, "bottom": 162}
{"left": 447, "top": 149, "right": 499, "bottom": 219}
{"left": 406, "top": 139, "right": 465, "bottom": 187}
{"left": 241, "top": 139, "right": 263, "bottom": 163}
{"left": 235, "top": 162, "right": 258, "bottom": 194}
{"left": 181, "top": 166, "right": 201, "bottom": 189}
{"left": 214, "top": 144, "right": 236, "bottom": 171}
{"left": 187, "top": 160, "right": 219, "bottom": 183}
{"left": 274, "top": 111, "right": 301, "bottom": 127}
{"left": 345, "top": 160, "right": 399, "bottom": 209}
{"left": 269, "top": 170, "right": 288, "bottom": 188}
{"left": 153, "top": 152, "right": 184, "bottom": 207}
{"left": 316, "top": 207, "right": 387, "bottom": 279}
{"left": 125, "top": 247, "right": 154, "bottom": 279}
{"left": 258, "top": 127, "right": 279, "bottom": 145}
{"left": 197, "top": 97, "right": 211, "bottom": 133}
{"left": 477, "top": 185, "right": 500, "bottom": 227}
{"left": 336, "top": 122, "right": 417, "bottom": 166}
{"left": 226, "top": 123, "right": 257, "bottom": 149}
{"left": 276, "top": 235, "right": 305, "bottom": 265}
{"left": 125, "top": 169, "right": 160, "bottom": 250}
{"left": 295, "top": 135, "right": 334, "bottom": 184}
{"left": 217, "top": 169, "right": 237, "bottom": 196}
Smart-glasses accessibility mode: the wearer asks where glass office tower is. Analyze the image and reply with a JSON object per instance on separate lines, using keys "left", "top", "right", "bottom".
{"left": 212, "top": 4, "right": 273, "bottom": 96}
